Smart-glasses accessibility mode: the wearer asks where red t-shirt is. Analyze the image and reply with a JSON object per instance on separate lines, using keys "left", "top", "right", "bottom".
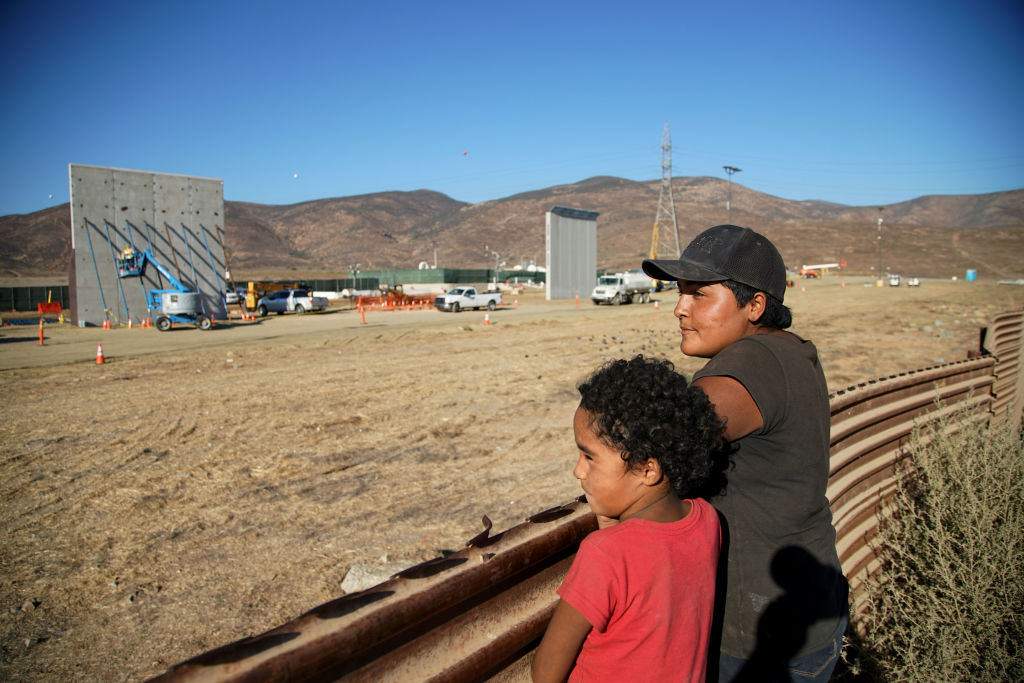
{"left": 557, "top": 498, "right": 720, "bottom": 682}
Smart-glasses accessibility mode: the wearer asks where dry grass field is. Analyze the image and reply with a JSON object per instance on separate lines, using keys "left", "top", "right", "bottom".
{"left": 1, "top": 277, "right": 1021, "bottom": 681}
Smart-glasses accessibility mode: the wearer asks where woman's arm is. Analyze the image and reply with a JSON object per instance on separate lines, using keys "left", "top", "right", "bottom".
{"left": 531, "top": 599, "right": 592, "bottom": 683}
{"left": 693, "top": 375, "right": 763, "bottom": 442}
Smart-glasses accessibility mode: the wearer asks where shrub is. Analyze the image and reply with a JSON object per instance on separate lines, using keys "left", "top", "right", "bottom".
{"left": 851, "top": 409, "right": 1024, "bottom": 681}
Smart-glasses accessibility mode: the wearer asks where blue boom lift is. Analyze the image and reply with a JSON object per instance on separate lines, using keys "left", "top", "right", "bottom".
{"left": 116, "top": 248, "right": 213, "bottom": 331}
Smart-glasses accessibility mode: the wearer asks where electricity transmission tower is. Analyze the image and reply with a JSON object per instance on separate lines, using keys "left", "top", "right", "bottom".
{"left": 650, "top": 121, "right": 680, "bottom": 259}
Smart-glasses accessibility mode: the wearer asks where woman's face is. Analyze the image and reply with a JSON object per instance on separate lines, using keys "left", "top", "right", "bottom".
{"left": 673, "top": 281, "right": 759, "bottom": 358}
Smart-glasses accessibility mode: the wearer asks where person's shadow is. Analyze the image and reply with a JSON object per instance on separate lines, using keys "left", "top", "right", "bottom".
{"left": 709, "top": 543, "right": 849, "bottom": 682}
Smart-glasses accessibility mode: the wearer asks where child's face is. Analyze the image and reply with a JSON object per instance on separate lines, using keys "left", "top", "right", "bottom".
{"left": 572, "top": 406, "right": 648, "bottom": 520}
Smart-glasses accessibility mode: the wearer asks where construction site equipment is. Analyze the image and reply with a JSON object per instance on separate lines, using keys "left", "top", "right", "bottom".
{"left": 591, "top": 272, "right": 654, "bottom": 305}
{"left": 798, "top": 262, "right": 843, "bottom": 279}
{"left": 383, "top": 288, "right": 434, "bottom": 308}
{"left": 116, "top": 249, "right": 212, "bottom": 331}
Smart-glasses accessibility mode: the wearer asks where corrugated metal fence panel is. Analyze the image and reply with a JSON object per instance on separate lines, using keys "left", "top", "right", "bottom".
{"left": 152, "top": 500, "right": 596, "bottom": 682}
{"left": 152, "top": 309, "right": 1022, "bottom": 682}
{"left": 826, "top": 357, "right": 996, "bottom": 597}
{"left": 984, "top": 309, "right": 1024, "bottom": 428}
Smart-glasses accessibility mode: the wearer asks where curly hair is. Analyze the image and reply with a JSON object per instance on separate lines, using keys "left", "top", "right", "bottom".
{"left": 577, "top": 355, "right": 725, "bottom": 499}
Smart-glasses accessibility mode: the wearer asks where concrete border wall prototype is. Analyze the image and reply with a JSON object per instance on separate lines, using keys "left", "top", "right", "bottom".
{"left": 68, "top": 164, "right": 227, "bottom": 327}
{"left": 545, "top": 206, "right": 597, "bottom": 301}
{"left": 153, "top": 308, "right": 1024, "bottom": 683}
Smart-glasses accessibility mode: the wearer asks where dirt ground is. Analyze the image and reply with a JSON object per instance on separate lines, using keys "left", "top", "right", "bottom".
{"left": 1, "top": 277, "right": 1021, "bottom": 681}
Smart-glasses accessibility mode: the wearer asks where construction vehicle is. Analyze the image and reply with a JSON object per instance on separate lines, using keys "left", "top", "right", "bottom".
{"left": 591, "top": 272, "right": 654, "bottom": 305}
{"left": 798, "top": 263, "right": 842, "bottom": 279}
{"left": 115, "top": 248, "right": 212, "bottom": 331}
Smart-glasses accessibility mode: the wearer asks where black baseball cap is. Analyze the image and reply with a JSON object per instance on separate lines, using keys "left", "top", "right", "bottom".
{"left": 642, "top": 225, "right": 787, "bottom": 302}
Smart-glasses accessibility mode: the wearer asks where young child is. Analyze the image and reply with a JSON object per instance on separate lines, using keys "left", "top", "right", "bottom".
{"left": 532, "top": 355, "right": 724, "bottom": 683}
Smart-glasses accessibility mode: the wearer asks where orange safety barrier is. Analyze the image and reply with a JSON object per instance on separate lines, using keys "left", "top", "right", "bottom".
{"left": 37, "top": 302, "right": 62, "bottom": 314}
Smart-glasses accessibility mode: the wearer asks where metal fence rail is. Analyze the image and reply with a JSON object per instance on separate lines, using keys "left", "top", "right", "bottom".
{"left": 152, "top": 308, "right": 1024, "bottom": 683}
{"left": 154, "top": 502, "right": 596, "bottom": 682}
{"left": 984, "top": 310, "right": 1024, "bottom": 428}
{"left": 826, "top": 357, "right": 996, "bottom": 596}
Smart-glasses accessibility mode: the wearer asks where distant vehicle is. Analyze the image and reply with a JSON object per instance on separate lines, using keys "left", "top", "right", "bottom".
{"left": 889, "top": 275, "right": 901, "bottom": 287}
{"left": 246, "top": 280, "right": 301, "bottom": 310}
{"left": 225, "top": 291, "right": 240, "bottom": 304}
{"left": 256, "top": 289, "right": 327, "bottom": 316}
{"left": 907, "top": 277, "right": 921, "bottom": 287}
{"left": 434, "top": 287, "right": 501, "bottom": 312}
{"left": 797, "top": 268, "right": 819, "bottom": 278}
{"left": 591, "top": 272, "right": 654, "bottom": 305}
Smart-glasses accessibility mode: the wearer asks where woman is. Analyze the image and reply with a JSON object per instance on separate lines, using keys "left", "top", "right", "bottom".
{"left": 642, "top": 225, "right": 848, "bottom": 682}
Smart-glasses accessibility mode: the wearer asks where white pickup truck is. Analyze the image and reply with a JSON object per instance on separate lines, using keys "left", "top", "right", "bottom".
{"left": 256, "top": 289, "right": 328, "bottom": 316}
{"left": 434, "top": 287, "right": 501, "bottom": 312}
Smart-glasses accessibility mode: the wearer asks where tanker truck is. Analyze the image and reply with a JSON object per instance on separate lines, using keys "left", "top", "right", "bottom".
{"left": 590, "top": 272, "right": 654, "bottom": 305}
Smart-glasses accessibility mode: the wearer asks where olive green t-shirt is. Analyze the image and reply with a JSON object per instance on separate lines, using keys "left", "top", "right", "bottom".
{"left": 694, "top": 333, "right": 847, "bottom": 660}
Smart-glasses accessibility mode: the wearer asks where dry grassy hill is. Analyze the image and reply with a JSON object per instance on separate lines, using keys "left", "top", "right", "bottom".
{"left": 2, "top": 177, "right": 1022, "bottom": 281}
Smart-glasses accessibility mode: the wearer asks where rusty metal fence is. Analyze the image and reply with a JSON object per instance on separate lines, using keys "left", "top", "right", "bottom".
{"left": 154, "top": 309, "right": 1024, "bottom": 683}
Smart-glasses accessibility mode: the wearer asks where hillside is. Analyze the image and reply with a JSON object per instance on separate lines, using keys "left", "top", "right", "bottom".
{"left": 2, "top": 177, "right": 1023, "bottom": 280}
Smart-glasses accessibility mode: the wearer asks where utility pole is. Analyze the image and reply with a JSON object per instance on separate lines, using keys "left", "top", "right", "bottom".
{"left": 876, "top": 208, "right": 884, "bottom": 281}
{"left": 348, "top": 262, "right": 361, "bottom": 291}
{"left": 723, "top": 166, "right": 742, "bottom": 224}
{"left": 651, "top": 121, "right": 680, "bottom": 259}
{"left": 485, "top": 247, "right": 501, "bottom": 288}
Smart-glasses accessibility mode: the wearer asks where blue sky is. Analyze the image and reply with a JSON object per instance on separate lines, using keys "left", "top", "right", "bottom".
{"left": 1, "top": 0, "right": 1022, "bottom": 216}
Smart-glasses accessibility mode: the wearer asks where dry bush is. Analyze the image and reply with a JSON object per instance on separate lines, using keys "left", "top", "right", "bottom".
{"left": 849, "top": 408, "right": 1024, "bottom": 681}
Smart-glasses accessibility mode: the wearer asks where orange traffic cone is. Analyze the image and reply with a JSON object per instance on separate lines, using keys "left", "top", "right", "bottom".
{"left": 38, "top": 319, "right": 44, "bottom": 345}
{"left": 514, "top": 298, "right": 519, "bottom": 306}
{"left": 484, "top": 313, "right": 490, "bottom": 325}
{"left": 654, "top": 300, "right": 660, "bottom": 310}
{"left": 102, "top": 319, "right": 110, "bottom": 329}
{"left": 96, "top": 343, "right": 105, "bottom": 364}
{"left": 128, "top": 318, "right": 133, "bottom": 329}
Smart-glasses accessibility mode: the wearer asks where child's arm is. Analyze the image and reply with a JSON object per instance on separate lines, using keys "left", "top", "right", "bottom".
{"left": 531, "top": 599, "right": 592, "bottom": 683}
